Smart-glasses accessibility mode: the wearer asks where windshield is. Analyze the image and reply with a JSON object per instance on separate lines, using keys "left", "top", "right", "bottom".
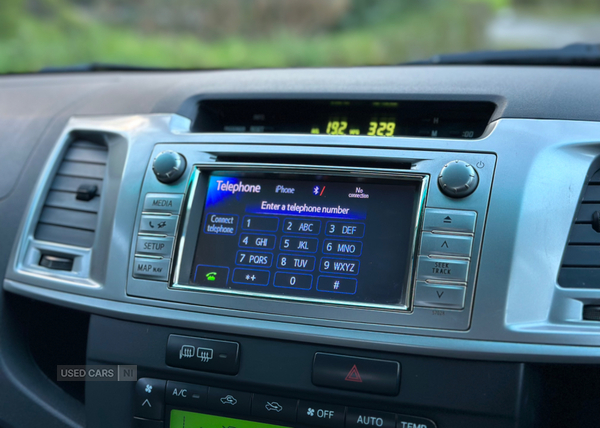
{"left": 2, "top": 0, "right": 600, "bottom": 73}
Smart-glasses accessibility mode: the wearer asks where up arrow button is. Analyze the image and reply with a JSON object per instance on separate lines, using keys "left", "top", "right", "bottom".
{"left": 134, "top": 378, "right": 166, "bottom": 420}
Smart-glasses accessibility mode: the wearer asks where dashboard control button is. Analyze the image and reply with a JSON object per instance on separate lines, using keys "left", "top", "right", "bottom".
{"left": 273, "top": 272, "right": 313, "bottom": 290}
{"left": 414, "top": 282, "right": 466, "bottom": 309}
{"left": 192, "top": 265, "right": 230, "bottom": 286}
{"left": 397, "top": 414, "right": 437, "bottom": 428}
{"left": 252, "top": 394, "right": 298, "bottom": 423}
{"left": 134, "top": 378, "right": 166, "bottom": 420}
{"left": 135, "top": 236, "right": 174, "bottom": 258}
{"left": 312, "top": 353, "right": 400, "bottom": 396}
{"left": 165, "top": 381, "right": 208, "bottom": 409}
{"left": 134, "top": 418, "right": 164, "bottom": 428}
{"left": 232, "top": 268, "right": 270, "bottom": 286}
{"left": 139, "top": 215, "right": 178, "bottom": 236}
{"left": 143, "top": 193, "right": 184, "bottom": 214}
{"left": 422, "top": 209, "right": 476, "bottom": 234}
{"left": 346, "top": 408, "right": 395, "bottom": 428}
{"left": 416, "top": 256, "right": 469, "bottom": 283}
{"left": 207, "top": 387, "right": 252, "bottom": 416}
{"left": 133, "top": 257, "right": 170, "bottom": 281}
{"left": 317, "top": 276, "right": 357, "bottom": 294}
{"left": 166, "top": 335, "right": 240, "bottom": 375}
{"left": 152, "top": 151, "right": 187, "bottom": 184}
{"left": 297, "top": 401, "right": 345, "bottom": 428}
{"left": 419, "top": 232, "right": 472, "bottom": 258}
{"left": 438, "top": 160, "right": 479, "bottom": 198}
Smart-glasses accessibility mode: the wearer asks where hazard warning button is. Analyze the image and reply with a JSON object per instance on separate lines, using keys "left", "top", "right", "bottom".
{"left": 312, "top": 353, "right": 400, "bottom": 396}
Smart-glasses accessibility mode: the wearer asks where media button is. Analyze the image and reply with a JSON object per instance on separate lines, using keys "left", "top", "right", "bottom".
{"left": 273, "top": 272, "right": 313, "bottom": 290}
{"left": 323, "top": 240, "right": 363, "bottom": 257}
{"left": 297, "top": 401, "right": 345, "bottom": 428}
{"left": 252, "top": 394, "right": 298, "bottom": 423}
{"left": 236, "top": 251, "right": 273, "bottom": 268}
{"left": 277, "top": 254, "right": 316, "bottom": 272}
{"left": 192, "top": 265, "right": 229, "bottom": 287}
{"left": 207, "top": 387, "right": 252, "bottom": 416}
{"left": 165, "top": 381, "right": 208, "bottom": 409}
{"left": 239, "top": 233, "right": 277, "bottom": 250}
{"left": 280, "top": 236, "right": 319, "bottom": 253}
{"left": 143, "top": 193, "right": 183, "bottom": 214}
{"left": 317, "top": 276, "right": 357, "bottom": 295}
{"left": 346, "top": 408, "right": 395, "bottom": 428}
{"left": 242, "top": 215, "right": 279, "bottom": 232}
{"left": 232, "top": 268, "right": 270, "bottom": 286}
{"left": 326, "top": 222, "right": 365, "bottom": 238}
{"left": 283, "top": 218, "right": 321, "bottom": 235}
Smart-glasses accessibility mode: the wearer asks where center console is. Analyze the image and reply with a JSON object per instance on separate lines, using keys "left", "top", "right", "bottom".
{"left": 127, "top": 148, "right": 495, "bottom": 331}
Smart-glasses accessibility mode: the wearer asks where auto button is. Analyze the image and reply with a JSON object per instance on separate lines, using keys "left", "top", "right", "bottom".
{"left": 346, "top": 408, "right": 395, "bottom": 428}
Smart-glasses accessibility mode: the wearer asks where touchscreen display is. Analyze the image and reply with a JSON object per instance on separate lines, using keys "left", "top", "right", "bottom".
{"left": 187, "top": 172, "right": 422, "bottom": 308}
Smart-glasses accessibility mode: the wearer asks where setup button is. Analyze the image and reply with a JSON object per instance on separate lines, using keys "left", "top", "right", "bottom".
{"left": 298, "top": 401, "right": 345, "bottom": 428}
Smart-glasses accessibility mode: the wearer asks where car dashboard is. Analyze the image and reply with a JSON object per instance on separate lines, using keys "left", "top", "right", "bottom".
{"left": 2, "top": 66, "right": 600, "bottom": 427}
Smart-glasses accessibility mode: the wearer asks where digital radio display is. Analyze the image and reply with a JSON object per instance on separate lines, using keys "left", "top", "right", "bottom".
{"left": 187, "top": 171, "right": 423, "bottom": 308}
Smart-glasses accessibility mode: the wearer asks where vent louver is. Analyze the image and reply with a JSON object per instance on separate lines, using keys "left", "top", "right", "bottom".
{"left": 34, "top": 140, "right": 108, "bottom": 248}
{"left": 559, "top": 170, "right": 600, "bottom": 288}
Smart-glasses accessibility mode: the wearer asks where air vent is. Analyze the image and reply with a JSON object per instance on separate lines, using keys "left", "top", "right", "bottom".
{"left": 558, "top": 170, "right": 600, "bottom": 288}
{"left": 34, "top": 140, "right": 108, "bottom": 248}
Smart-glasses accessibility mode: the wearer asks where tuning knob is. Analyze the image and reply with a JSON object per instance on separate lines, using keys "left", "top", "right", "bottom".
{"left": 152, "top": 151, "right": 187, "bottom": 184}
{"left": 438, "top": 160, "right": 479, "bottom": 198}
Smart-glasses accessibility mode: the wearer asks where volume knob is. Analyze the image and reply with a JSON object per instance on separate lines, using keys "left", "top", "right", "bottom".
{"left": 152, "top": 151, "right": 187, "bottom": 184}
{"left": 438, "top": 160, "right": 479, "bottom": 198}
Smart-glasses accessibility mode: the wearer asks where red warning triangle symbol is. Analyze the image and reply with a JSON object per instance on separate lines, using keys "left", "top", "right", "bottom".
{"left": 345, "top": 365, "right": 363, "bottom": 383}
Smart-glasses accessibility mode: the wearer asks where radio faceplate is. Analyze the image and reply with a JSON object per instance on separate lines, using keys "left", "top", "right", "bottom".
{"left": 127, "top": 145, "right": 496, "bottom": 331}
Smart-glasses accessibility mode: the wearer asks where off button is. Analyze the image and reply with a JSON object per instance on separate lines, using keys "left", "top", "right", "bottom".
{"left": 298, "top": 401, "right": 345, "bottom": 428}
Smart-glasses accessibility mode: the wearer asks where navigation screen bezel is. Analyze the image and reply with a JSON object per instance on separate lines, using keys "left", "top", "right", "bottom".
{"left": 172, "top": 163, "right": 428, "bottom": 311}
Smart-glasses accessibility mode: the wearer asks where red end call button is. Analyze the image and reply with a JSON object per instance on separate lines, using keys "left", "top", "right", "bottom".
{"left": 312, "top": 353, "right": 400, "bottom": 396}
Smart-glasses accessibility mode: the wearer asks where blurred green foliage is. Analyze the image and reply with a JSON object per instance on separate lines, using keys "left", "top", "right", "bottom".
{"left": 0, "top": 0, "right": 598, "bottom": 73}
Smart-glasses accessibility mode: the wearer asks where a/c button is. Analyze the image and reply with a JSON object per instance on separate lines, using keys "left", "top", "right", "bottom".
{"left": 298, "top": 401, "right": 345, "bottom": 428}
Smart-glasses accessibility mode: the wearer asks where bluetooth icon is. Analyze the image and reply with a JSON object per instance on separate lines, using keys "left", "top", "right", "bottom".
{"left": 313, "top": 186, "right": 320, "bottom": 195}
